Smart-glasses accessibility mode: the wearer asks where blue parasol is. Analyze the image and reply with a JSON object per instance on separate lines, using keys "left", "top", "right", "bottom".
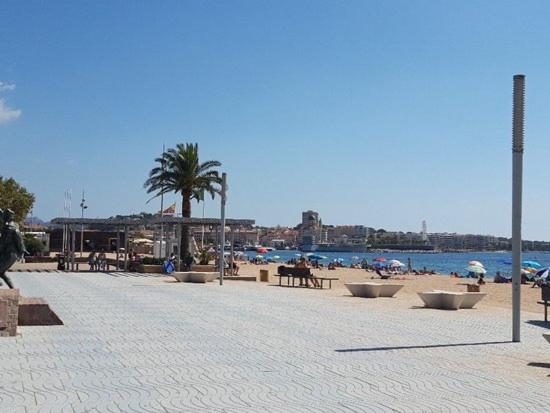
{"left": 307, "top": 253, "right": 327, "bottom": 260}
{"left": 523, "top": 260, "right": 542, "bottom": 269}
{"left": 499, "top": 259, "right": 542, "bottom": 269}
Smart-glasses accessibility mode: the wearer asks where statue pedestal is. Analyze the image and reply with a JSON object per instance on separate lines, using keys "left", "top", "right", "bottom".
{"left": 0, "top": 289, "right": 20, "bottom": 337}
{"left": 18, "top": 297, "right": 63, "bottom": 326}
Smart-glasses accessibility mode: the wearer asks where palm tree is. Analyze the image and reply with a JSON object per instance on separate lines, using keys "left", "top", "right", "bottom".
{"left": 144, "top": 143, "right": 222, "bottom": 259}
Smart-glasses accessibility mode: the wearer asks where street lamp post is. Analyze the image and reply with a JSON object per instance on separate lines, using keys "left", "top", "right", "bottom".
{"left": 219, "top": 173, "right": 227, "bottom": 286}
{"left": 80, "top": 191, "right": 88, "bottom": 258}
{"left": 512, "top": 74, "right": 525, "bottom": 342}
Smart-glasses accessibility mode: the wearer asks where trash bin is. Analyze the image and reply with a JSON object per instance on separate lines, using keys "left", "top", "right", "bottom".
{"left": 260, "top": 269, "right": 269, "bottom": 282}
{"left": 57, "top": 254, "right": 66, "bottom": 271}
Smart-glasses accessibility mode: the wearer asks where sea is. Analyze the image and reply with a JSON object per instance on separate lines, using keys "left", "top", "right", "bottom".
{"left": 243, "top": 250, "right": 550, "bottom": 277}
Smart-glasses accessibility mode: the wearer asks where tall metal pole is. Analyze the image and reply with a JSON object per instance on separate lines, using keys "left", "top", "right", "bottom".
{"left": 159, "top": 144, "right": 165, "bottom": 258}
{"left": 80, "top": 190, "right": 87, "bottom": 257}
{"left": 116, "top": 227, "right": 120, "bottom": 270}
{"left": 512, "top": 74, "right": 525, "bottom": 343}
{"left": 124, "top": 225, "right": 129, "bottom": 271}
{"left": 176, "top": 223, "right": 182, "bottom": 272}
{"left": 219, "top": 173, "right": 227, "bottom": 285}
{"left": 71, "top": 225, "right": 76, "bottom": 271}
{"left": 230, "top": 228, "right": 235, "bottom": 275}
{"left": 201, "top": 199, "right": 205, "bottom": 249}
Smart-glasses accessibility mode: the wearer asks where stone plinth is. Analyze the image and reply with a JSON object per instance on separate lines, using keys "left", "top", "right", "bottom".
{"left": 18, "top": 297, "right": 63, "bottom": 326}
{"left": 0, "top": 289, "right": 20, "bottom": 337}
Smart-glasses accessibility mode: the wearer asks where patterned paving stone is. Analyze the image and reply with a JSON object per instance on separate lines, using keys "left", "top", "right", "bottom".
{"left": 1, "top": 272, "right": 550, "bottom": 412}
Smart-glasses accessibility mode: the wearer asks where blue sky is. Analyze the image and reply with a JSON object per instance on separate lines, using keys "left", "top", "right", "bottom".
{"left": 2, "top": 1, "right": 550, "bottom": 239}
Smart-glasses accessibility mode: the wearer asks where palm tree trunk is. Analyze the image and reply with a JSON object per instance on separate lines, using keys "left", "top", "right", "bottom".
{"left": 181, "top": 193, "right": 192, "bottom": 262}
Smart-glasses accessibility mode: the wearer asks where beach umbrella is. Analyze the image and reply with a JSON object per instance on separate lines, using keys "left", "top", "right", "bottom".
{"left": 389, "top": 259, "right": 404, "bottom": 267}
{"left": 272, "top": 255, "right": 280, "bottom": 260}
{"left": 465, "top": 265, "right": 486, "bottom": 274}
{"left": 307, "top": 253, "right": 327, "bottom": 260}
{"left": 521, "top": 268, "right": 537, "bottom": 281}
{"left": 374, "top": 257, "right": 386, "bottom": 262}
{"left": 351, "top": 256, "right": 359, "bottom": 260}
{"left": 468, "top": 260, "right": 484, "bottom": 268}
{"left": 295, "top": 253, "right": 302, "bottom": 257}
{"left": 132, "top": 238, "right": 153, "bottom": 244}
{"left": 522, "top": 260, "right": 542, "bottom": 269}
{"left": 373, "top": 261, "right": 386, "bottom": 268}
{"left": 333, "top": 258, "right": 345, "bottom": 263}
{"left": 500, "top": 259, "right": 542, "bottom": 269}
{"left": 255, "top": 254, "right": 264, "bottom": 259}
{"left": 535, "top": 268, "right": 550, "bottom": 283}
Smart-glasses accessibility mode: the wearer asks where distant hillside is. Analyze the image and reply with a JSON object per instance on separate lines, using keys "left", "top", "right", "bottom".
{"left": 23, "top": 217, "right": 49, "bottom": 227}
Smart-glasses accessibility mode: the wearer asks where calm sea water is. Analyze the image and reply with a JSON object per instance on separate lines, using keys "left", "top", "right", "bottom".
{"left": 244, "top": 250, "right": 550, "bottom": 277}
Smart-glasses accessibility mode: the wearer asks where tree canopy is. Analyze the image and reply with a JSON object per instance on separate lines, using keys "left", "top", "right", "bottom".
{"left": 0, "top": 176, "right": 35, "bottom": 222}
{"left": 144, "top": 143, "right": 222, "bottom": 208}
{"left": 144, "top": 143, "right": 222, "bottom": 259}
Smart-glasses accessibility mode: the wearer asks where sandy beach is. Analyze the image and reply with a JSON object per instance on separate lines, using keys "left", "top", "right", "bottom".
{"left": 237, "top": 262, "right": 547, "bottom": 314}
{"left": 9, "top": 259, "right": 548, "bottom": 315}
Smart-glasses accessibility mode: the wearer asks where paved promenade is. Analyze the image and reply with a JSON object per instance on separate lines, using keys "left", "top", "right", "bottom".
{"left": 1, "top": 272, "right": 550, "bottom": 412}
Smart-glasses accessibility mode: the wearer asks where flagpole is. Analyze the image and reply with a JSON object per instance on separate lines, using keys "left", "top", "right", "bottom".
{"left": 159, "top": 144, "right": 165, "bottom": 258}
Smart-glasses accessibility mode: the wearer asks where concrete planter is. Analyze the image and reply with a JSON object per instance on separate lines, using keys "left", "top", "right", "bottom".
{"left": 345, "top": 282, "right": 403, "bottom": 298}
{"left": 192, "top": 264, "right": 216, "bottom": 272}
{"left": 172, "top": 272, "right": 219, "bottom": 283}
{"left": 141, "top": 264, "right": 163, "bottom": 274}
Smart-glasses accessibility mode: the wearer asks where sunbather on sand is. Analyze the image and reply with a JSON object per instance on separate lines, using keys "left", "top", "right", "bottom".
{"left": 295, "top": 257, "right": 308, "bottom": 268}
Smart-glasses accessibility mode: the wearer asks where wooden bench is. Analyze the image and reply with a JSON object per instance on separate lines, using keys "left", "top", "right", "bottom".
{"left": 539, "top": 286, "right": 550, "bottom": 322}
{"left": 538, "top": 301, "right": 549, "bottom": 322}
{"left": 315, "top": 276, "right": 339, "bottom": 289}
{"left": 274, "top": 266, "right": 311, "bottom": 287}
{"left": 274, "top": 266, "right": 339, "bottom": 289}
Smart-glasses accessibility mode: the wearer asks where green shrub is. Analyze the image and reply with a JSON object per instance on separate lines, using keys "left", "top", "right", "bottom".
{"left": 23, "top": 235, "right": 45, "bottom": 256}
{"left": 141, "top": 256, "right": 164, "bottom": 265}
{"left": 198, "top": 249, "right": 212, "bottom": 265}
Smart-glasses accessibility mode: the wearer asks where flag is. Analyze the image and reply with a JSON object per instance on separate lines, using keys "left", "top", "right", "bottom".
{"left": 161, "top": 203, "right": 176, "bottom": 215}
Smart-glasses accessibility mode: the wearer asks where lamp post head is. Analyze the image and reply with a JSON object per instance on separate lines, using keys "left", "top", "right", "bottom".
{"left": 512, "top": 74, "right": 525, "bottom": 153}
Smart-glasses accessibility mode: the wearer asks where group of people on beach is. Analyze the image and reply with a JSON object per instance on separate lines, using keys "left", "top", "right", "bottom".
{"left": 215, "top": 255, "right": 240, "bottom": 274}
{"left": 87, "top": 248, "right": 145, "bottom": 271}
{"left": 87, "top": 250, "right": 107, "bottom": 271}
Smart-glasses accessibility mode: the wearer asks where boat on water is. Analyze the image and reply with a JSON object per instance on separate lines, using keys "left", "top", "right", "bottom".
{"left": 243, "top": 244, "right": 276, "bottom": 252}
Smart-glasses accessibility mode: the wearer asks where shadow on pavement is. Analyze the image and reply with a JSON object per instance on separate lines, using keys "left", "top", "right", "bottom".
{"left": 335, "top": 340, "right": 513, "bottom": 353}
{"left": 525, "top": 320, "right": 550, "bottom": 329}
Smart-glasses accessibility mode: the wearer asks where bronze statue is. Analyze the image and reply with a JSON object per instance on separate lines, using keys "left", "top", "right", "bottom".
{"left": 0, "top": 209, "right": 27, "bottom": 288}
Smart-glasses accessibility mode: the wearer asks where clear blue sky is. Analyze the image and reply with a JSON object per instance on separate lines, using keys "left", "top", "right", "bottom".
{"left": 2, "top": 1, "right": 550, "bottom": 240}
